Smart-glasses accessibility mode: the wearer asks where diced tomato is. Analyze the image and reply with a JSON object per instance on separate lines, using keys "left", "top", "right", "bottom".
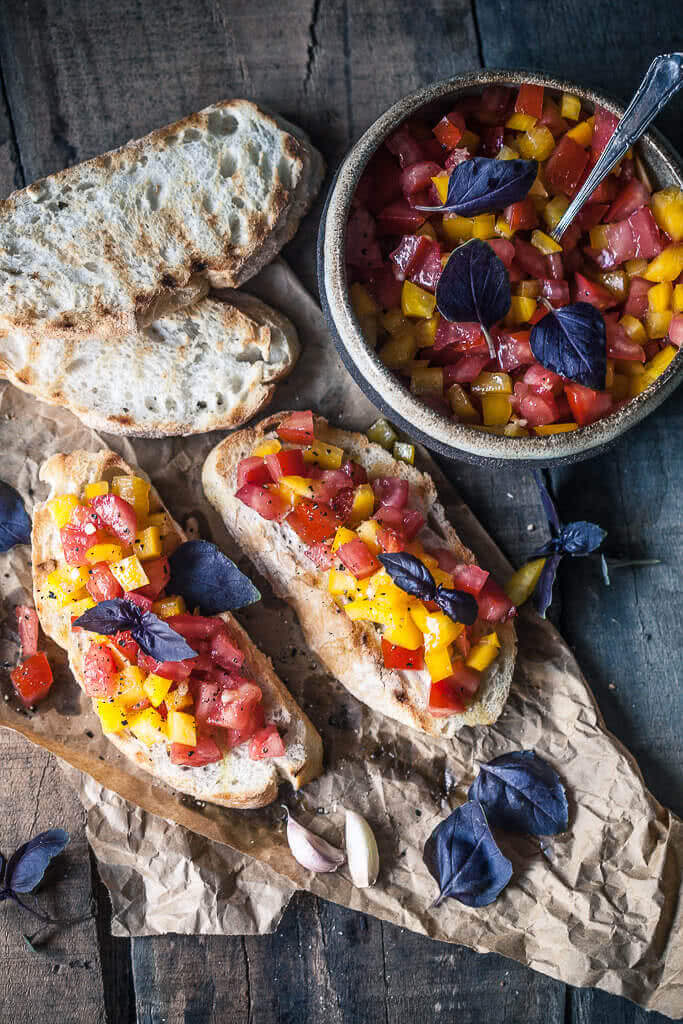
{"left": 444, "top": 147, "right": 472, "bottom": 170}
{"left": 338, "top": 537, "right": 381, "bottom": 579}
{"left": 210, "top": 628, "right": 245, "bottom": 671}
{"left": 277, "top": 410, "right": 315, "bottom": 444}
{"left": 434, "top": 320, "right": 484, "bottom": 353}
{"left": 576, "top": 204, "right": 610, "bottom": 232}
{"left": 623, "top": 277, "right": 652, "bottom": 318}
{"left": 523, "top": 363, "right": 564, "bottom": 395}
{"left": 515, "top": 83, "right": 544, "bottom": 119}
{"left": 513, "top": 237, "right": 549, "bottom": 279}
{"left": 607, "top": 178, "right": 650, "bottom": 222}
{"left": 381, "top": 638, "right": 424, "bottom": 671}
{"left": 264, "top": 448, "right": 306, "bottom": 482}
{"left": 592, "top": 105, "right": 619, "bottom": 156}
{"left": 496, "top": 331, "right": 534, "bottom": 371}
{"left": 669, "top": 314, "right": 683, "bottom": 347}
{"left": 477, "top": 578, "right": 516, "bottom": 622}
{"left": 400, "top": 160, "right": 443, "bottom": 196}
{"left": 433, "top": 110, "right": 465, "bottom": 149}
{"left": 123, "top": 592, "right": 153, "bottom": 615}
{"left": 16, "top": 606, "right": 39, "bottom": 659}
{"left": 86, "top": 562, "right": 124, "bottom": 602}
{"left": 372, "top": 477, "right": 409, "bottom": 509}
{"left": 601, "top": 219, "right": 636, "bottom": 265}
{"left": 478, "top": 85, "right": 512, "bottom": 124}
{"left": 60, "top": 525, "right": 91, "bottom": 566}
{"left": 110, "top": 631, "right": 140, "bottom": 663}
{"left": 428, "top": 677, "right": 466, "bottom": 716}
{"left": 376, "top": 199, "right": 426, "bottom": 235}
{"left": 138, "top": 651, "right": 194, "bottom": 681}
{"left": 193, "top": 681, "right": 221, "bottom": 725}
{"left": 207, "top": 682, "right": 263, "bottom": 731}
{"left": 170, "top": 735, "right": 223, "bottom": 767}
{"left": 305, "top": 541, "right": 335, "bottom": 570}
{"left": 166, "top": 614, "right": 221, "bottom": 642}
{"left": 504, "top": 198, "right": 538, "bottom": 232}
{"left": 627, "top": 207, "right": 662, "bottom": 259}
{"left": 236, "top": 484, "right": 289, "bottom": 522}
{"left": 402, "top": 508, "right": 425, "bottom": 540}
{"left": 249, "top": 724, "right": 286, "bottom": 760}
{"left": 330, "top": 487, "right": 355, "bottom": 522}
{"left": 225, "top": 703, "right": 266, "bottom": 749}
{"left": 10, "top": 651, "right": 53, "bottom": 706}
{"left": 386, "top": 126, "right": 424, "bottom": 168}
{"left": 83, "top": 644, "right": 119, "bottom": 698}
{"left": 368, "top": 264, "right": 403, "bottom": 309}
{"left": 364, "top": 148, "right": 403, "bottom": 214}
{"left": 377, "top": 526, "right": 405, "bottom": 553}
{"left": 605, "top": 317, "right": 646, "bottom": 362}
{"left": 341, "top": 460, "right": 368, "bottom": 486}
{"left": 574, "top": 271, "right": 616, "bottom": 310}
{"left": 91, "top": 494, "right": 137, "bottom": 544}
{"left": 565, "top": 383, "right": 613, "bottom": 425}
{"left": 286, "top": 498, "right": 340, "bottom": 545}
{"left": 538, "top": 278, "right": 568, "bottom": 307}
{"left": 445, "top": 353, "right": 492, "bottom": 384}
{"left": 520, "top": 392, "right": 560, "bottom": 426}
{"left": 411, "top": 239, "right": 442, "bottom": 291}
{"left": 345, "top": 206, "right": 382, "bottom": 271}
{"left": 486, "top": 238, "right": 515, "bottom": 268}
{"left": 390, "top": 234, "right": 430, "bottom": 279}
{"left": 479, "top": 123, "right": 505, "bottom": 158}
{"left": 539, "top": 98, "right": 567, "bottom": 137}
{"left": 545, "top": 253, "right": 564, "bottom": 281}
{"left": 237, "top": 456, "right": 271, "bottom": 488}
{"left": 544, "top": 136, "right": 589, "bottom": 196}
{"left": 134, "top": 556, "right": 170, "bottom": 600}
{"left": 373, "top": 505, "right": 405, "bottom": 530}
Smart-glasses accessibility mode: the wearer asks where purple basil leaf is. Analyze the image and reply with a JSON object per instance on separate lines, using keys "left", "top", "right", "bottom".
{"left": 532, "top": 471, "right": 560, "bottom": 535}
{"left": 558, "top": 521, "right": 607, "bottom": 556}
{"left": 436, "top": 239, "right": 511, "bottom": 330}
{"left": 378, "top": 552, "right": 436, "bottom": 601}
{"left": 434, "top": 585, "right": 479, "bottom": 626}
{"left": 0, "top": 852, "right": 5, "bottom": 885}
{"left": 424, "top": 801, "right": 512, "bottom": 908}
{"left": 0, "top": 480, "right": 31, "bottom": 553}
{"left": 6, "top": 829, "right": 69, "bottom": 894}
{"left": 73, "top": 598, "right": 141, "bottom": 635}
{"left": 415, "top": 157, "right": 538, "bottom": 216}
{"left": 530, "top": 302, "right": 606, "bottom": 389}
{"left": 133, "top": 611, "right": 197, "bottom": 663}
{"left": 468, "top": 751, "right": 568, "bottom": 835}
{"left": 534, "top": 554, "right": 562, "bottom": 617}
{"left": 168, "top": 540, "right": 260, "bottom": 615}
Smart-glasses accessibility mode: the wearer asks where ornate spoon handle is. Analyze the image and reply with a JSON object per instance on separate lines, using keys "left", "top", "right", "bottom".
{"left": 551, "top": 53, "right": 683, "bottom": 241}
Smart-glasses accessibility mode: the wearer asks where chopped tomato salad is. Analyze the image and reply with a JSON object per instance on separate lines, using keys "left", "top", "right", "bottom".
{"left": 235, "top": 413, "right": 514, "bottom": 716}
{"left": 37, "top": 474, "right": 285, "bottom": 764}
{"left": 346, "top": 84, "right": 682, "bottom": 434}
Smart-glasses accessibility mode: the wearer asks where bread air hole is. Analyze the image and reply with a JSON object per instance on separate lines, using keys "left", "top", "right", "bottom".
{"left": 207, "top": 111, "right": 237, "bottom": 136}
{"left": 220, "top": 153, "right": 236, "bottom": 179}
{"left": 145, "top": 183, "right": 162, "bottom": 211}
{"left": 182, "top": 128, "right": 201, "bottom": 143}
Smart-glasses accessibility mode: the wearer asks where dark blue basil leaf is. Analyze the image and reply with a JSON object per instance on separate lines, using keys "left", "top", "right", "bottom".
{"left": 424, "top": 801, "right": 512, "bottom": 908}
{"left": 434, "top": 585, "right": 479, "bottom": 626}
{"left": 534, "top": 554, "right": 563, "bottom": 617}
{"left": 5, "top": 829, "right": 70, "bottom": 894}
{"left": 532, "top": 471, "right": 560, "bottom": 535}
{"left": 530, "top": 302, "right": 606, "bottom": 389}
{"left": 468, "top": 751, "right": 568, "bottom": 836}
{"left": 168, "top": 540, "right": 260, "bottom": 615}
{"left": 558, "top": 521, "right": 606, "bottom": 556}
{"left": 377, "top": 552, "right": 436, "bottom": 601}
{"left": 0, "top": 480, "right": 32, "bottom": 553}
{"left": 0, "top": 852, "right": 5, "bottom": 885}
{"left": 133, "top": 611, "right": 197, "bottom": 663}
{"left": 436, "top": 239, "right": 511, "bottom": 330}
{"left": 415, "top": 157, "right": 538, "bottom": 216}
{"left": 73, "top": 598, "right": 141, "bottom": 635}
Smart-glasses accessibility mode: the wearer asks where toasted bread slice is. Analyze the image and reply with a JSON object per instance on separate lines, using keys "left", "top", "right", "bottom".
{"left": 32, "top": 449, "right": 323, "bottom": 808}
{"left": 0, "top": 99, "right": 324, "bottom": 346}
{"left": 1, "top": 292, "right": 299, "bottom": 437}
{"left": 202, "top": 413, "right": 517, "bottom": 737}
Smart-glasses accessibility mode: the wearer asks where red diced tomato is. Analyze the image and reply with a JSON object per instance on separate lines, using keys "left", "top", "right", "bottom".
{"left": 523, "top": 363, "right": 564, "bottom": 395}
{"left": 411, "top": 240, "right": 442, "bottom": 291}
{"left": 237, "top": 456, "right": 271, "bottom": 488}
{"left": 434, "top": 320, "right": 484, "bottom": 353}
{"left": 540, "top": 278, "right": 570, "bottom": 306}
{"left": 623, "top": 277, "right": 653, "bottom": 318}
{"left": 330, "top": 487, "right": 355, "bottom": 522}
{"left": 545, "top": 253, "right": 564, "bottom": 281}
{"left": 166, "top": 614, "right": 221, "bottom": 641}
{"left": 386, "top": 126, "right": 424, "bottom": 168}
{"left": 170, "top": 735, "right": 223, "bottom": 767}
{"left": 373, "top": 505, "right": 405, "bottom": 530}
{"left": 513, "top": 237, "right": 549, "bottom": 278}
{"left": 520, "top": 392, "right": 560, "bottom": 426}
{"left": 16, "top": 606, "right": 39, "bottom": 659}
{"left": 338, "top": 538, "right": 381, "bottom": 580}
{"left": 477, "top": 579, "right": 516, "bottom": 622}
{"left": 515, "top": 83, "right": 544, "bottom": 119}
{"left": 193, "top": 681, "right": 220, "bottom": 725}
{"left": 565, "top": 383, "right": 613, "bottom": 425}
{"left": 376, "top": 199, "right": 426, "bottom": 235}
{"left": 444, "top": 147, "right": 472, "bottom": 170}
{"left": 207, "top": 682, "right": 262, "bottom": 730}
{"left": 627, "top": 207, "right": 662, "bottom": 259}
{"left": 372, "top": 476, "right": 409, "bottom": 509}
{"left": 277, "top": 410, "right": 315, "bottom": 444}
{"left": 60, "top": 526, "right": 91, "bottom": 566}
{"left": 592, "top": 105, "right": 619, "bottom": 156}
{"left": 138, "top": 651, "right": 194, "bottom": 681}
{"left": 346, "top": 207, "right": 382, "bottom": 271}
{"left": 605, "top": 316, "right": 646, "bottom": 362}
{"left": 669, "top": 314, "right": 683, "bottom": 347}
{"left": 110, "top": 631, "right": 140, "bottom": 663}
{"left": 574, "top": 271, "right": 616, "bottom": 310}
{"left": 607, "top": 179, "right": 650, "bottom": 222}
{"left": 449, "top": 562, "right": 490, "bottom": 596}
{"left": 305, "top": 541, "right": 335, "bottom": 570}
{"left": 428, "top": 677, "right": 466, "bottom": 716}
{"left": 478, "top": 85, "right": 512, "bottom": 124}
{"left": 134, "top": 556, "right": 170, "bottom": 600}
{"left": 210, "top": 628, "right": 245, "bottom": 671}
{"left": 91, "top": 494, "right": 137, "bottom": 544}
{"left": 368, "top": 265, "right": 403, "bottom": 309}
{"left": 496, "top": 331, "right": 534, "bottom": 371}
{"left": 10, "top": 651, "right": 53, "bottom": 706}
{"left": 69, "top": 504, "right": 105, "bottom": 533}
{"left": 479, "top": 124, "right": 505, "bottom": 158}
{"left": 400, "top": 161, "right": 442, "bottom": 196}
{"left": 390, "top": 234, "right": 430, "bottom": 279}
{"left": 504, "top": 198, "right": 538, "bottom": 232}
{"left": 433, "top": 110, "right": 465, "bottom": 149}
{"left": 486, "top": 238, "right": 515, "bottom": 268}
{"left": 576, "top": 204, "right": 610, "bottom": 231}
{"left": 381, "top": 638, "right": 424, "bottom": 671}
{"left": 83, "top": 644, "right": 119, "bottom": 698}
{"left": 341, "top": 460, "right": 368, "bottom": 486}
{"left": 377, "top": 526, "right": 405, "bottom": 553}
{"left": 539, "top": 98, "right": 567, "bottom": 137}
{"left": 544, "top": 136, "right": 589, "bottom": 196}
{"left": 402, "top": 508, "right": 425, "bottom": 540}
{"left": 286, "top": 498, "right": 340, "bottom": 545}
{"left": 225, "top": 703, "right": 266, "bottom": 749}
{"left": 236, "top": 484, "right": 289, "bottom": 522}
{"left": 264, "top": 448, "right": 306, "bottom": 481}
{"left": 364, "top": 148, "right": 403, "bottom": 214}
{"left": 124, "top": 591, "right": 153, "bottom": 613}
{"left": 446, "top": 353, "right": 492, "bottom": 384}
{"left": 249, "top": 724, "right": 286, "bottom": 760}
{"left": 86, "top": 562, "right": 124, "bottom": 602}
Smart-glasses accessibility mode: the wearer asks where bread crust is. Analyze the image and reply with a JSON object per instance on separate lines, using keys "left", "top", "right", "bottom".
{"left": 32, "top": 449, "right": 322, "bottom": 808}
{"left": 202, "top": 413, "right": 517, "bottom": 738}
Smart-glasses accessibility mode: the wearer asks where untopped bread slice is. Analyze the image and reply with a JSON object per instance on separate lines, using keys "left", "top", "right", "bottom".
{"left": 0, "top": 291, "right": 300, "bottom": 437}
{"left": 32, "top": 449, "right": 323, "bottom": 808}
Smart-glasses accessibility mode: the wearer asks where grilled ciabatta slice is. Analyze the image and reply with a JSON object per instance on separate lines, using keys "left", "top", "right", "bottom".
{"left": 32, "top": 449, "right": 322, "bottom": 808}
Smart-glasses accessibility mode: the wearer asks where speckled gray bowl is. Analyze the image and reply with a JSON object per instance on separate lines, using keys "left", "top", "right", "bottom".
{"left": 318, "top": 70, "right": 683, "bottom": 466}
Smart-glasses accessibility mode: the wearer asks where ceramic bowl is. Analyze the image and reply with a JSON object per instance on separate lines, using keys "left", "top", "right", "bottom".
{"left": 317, "top": 70, "right": 683, "bottom": 466}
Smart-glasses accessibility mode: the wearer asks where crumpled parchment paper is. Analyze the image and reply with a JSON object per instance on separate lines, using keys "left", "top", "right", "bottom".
{"left": 0, "top": 260, "right": 680, "bottom": 1017}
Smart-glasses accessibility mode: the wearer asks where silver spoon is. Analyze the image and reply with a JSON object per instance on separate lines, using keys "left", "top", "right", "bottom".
{"left": 551, "top": 52, "right": 683, "bottom": 241}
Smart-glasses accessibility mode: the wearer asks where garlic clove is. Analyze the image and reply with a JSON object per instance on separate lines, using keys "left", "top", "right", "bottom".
{"left": 345, "top": 809, "right": 379, "bottom": 888}
{"left": 283, "top": 808, "right": 345, "bottom": 873}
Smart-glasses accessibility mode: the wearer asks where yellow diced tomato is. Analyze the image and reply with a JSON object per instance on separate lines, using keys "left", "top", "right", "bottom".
{"left": 645, "top": 310, "right": 673, "bottom": 339}
{"left": 46, "top": 566, "right": 89, "bottom": 606}
{"left": 531, "top": 229, "right": 563, "bottom": 254}
{"left": 360, "top": 315, "right": 378, "bottom": 349}
{"left": 112, "top": 475, "right": 150, "bottom": 521}
{"left": 673, "top": 284, "right": 683, "bottom": 314}
{"left": 566, "top": 118, "right": 593, "bottom": 147}
{"left": 84, "top": 481, "right": 108, "bottom": 501}
{"left": 425, "top": 645, "right": 454, "bottom": 683}
{"left": 506, "top": 112, "right": 537, "bottom": 131}
{"left": 415, "top": 313, "right": 440, "bottom": 348}
{"left": 347, "top": 484, "right": 375, "bottom": 527}
{"left": 68, "top": 595, "right": 96, "bottom": 618}
{"left": 278, "top": 476, "right": 319, "bottom": 502}
{"left": 133, "top": 526, "right": 162, "bottom": 561}
{"left": 651, "top": 186, "right": 683, "bottom": 242}
{"left": 96, "top": 700, "right": 128, "bottom": 734}
{"left": 646, "top": 345, "right": 677, "bottom": 377}
{"left": 145, "top": 511, "right": 175, "bottom": 552}
{"left": 619, "top": 315, "right": 647, "bottom": 345}
{"left": 447, "top": 383, "right": 480, "bottom": 422}
{"left": 350, "top": 282, "right": 379, "bottom": 317}
{"left": 128, "top": 707, "right": 166, "bottom": 746}
{"left": 505, "top": 558, "right": 546, "bottom": 606}
{"left": 470, "top": 371, "right": 512, "bottom": 395}
{"left": 165, "top": 685, "right": 193, "bottom": 712}
{"left": 252, "top": 439, "right": 281, "bottom": 457}
{"left": 355, "top": 519, "right": 381, "bottom": 555}
{"left": 611, "top": 373, "right": 630, "bottom": 400}
{"left": 152, "top": 594, "right": 187, "bottom": 618}
{"left": 303, "top": 440, "right": 344, "bottom": 470}
{"left": 560, "top": 93, "right": 581, "bottom": 121}
{"left": 114, "top": 664, "right": 147, "bottom": 707}
{"left": 431, "top": 174, "right": 449, "bottom": 204}
{"left": 625, "top": 258, "right": 648, "bottom": 277}
{"left": 166, "top": 710, "right": 197, "bottom": 747}
{"left": 143, "top": 672, "right": 174, "bottom": 707}
{"left": 410, "top": 366, "right": 443, "bottom": 398}
{"left": 505, "top": 295, "right": 537, "bottom": 325}
{"left": 494, "top": 215, "right": 515, "bottom": 239}
{"left": 48, "top": 494, "right": 80, "bottom": 528}
{"left": 402, "top": 280, "right": 437, "bottom": 318}
{"left": 466, "top": 634, "right": 501, "bottom": 672}
{"left": 533, "top": 423, "right": 579, "bottom": 435}
{"left": 495, "top": 145, "right": 520, "bottom": 162}
{"left": 648, "top": 281, "right": 673, "bottom": 313}
{"left": 518, "top": 125, "right": 555, "bottom": 161}
{"left": 378, "top": 328, "right": 418, "bottom": 369}
{"left": 328, "top": 568, "right": 358, "bottom": 596}
{"left": 644, "top": 245, "right": 683, "bottom": 282}
{"left": 481, "top": 394, "right": 512, "bottom": 426}
{"left": 542, "top": 195, "right": 570, "bottom": 232}
{"left": 332, "top": 525, "right": 357, "bottom": 553}
{"left": 86, "top": 542, "right": 124, "bottom": 564}
{"left": 472, "top": 214, "right": 496, "bottom": 239}
{"left": 381, "top": 308, "right": 408, "bottom": 335}
{"left": 410, "top": 605, "right": 463, "bottom": 647}
{"left": 109, "top": 555, "right": 149, "bottom": 592}
{"left": 382, "top": 606, "right": 424, "bottom": 650}
{"left": 442, "top": 213, "right": 474, "bottom": 244}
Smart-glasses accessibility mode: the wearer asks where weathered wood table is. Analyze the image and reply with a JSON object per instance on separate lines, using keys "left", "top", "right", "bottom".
{"left": 0, "top": 2, "right": 681, "bottom": 1022}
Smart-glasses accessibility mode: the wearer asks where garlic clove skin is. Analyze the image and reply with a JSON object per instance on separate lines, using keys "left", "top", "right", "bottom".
{"left": 284, "top": 808, "right": 345, "bottom": 873}
{"left": 345, "top": 809, "right": 379, "bottom": 888}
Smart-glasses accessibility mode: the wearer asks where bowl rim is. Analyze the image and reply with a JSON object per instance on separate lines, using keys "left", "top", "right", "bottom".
{"left": 318, "top": 69, "right": 683, "bottom": 466}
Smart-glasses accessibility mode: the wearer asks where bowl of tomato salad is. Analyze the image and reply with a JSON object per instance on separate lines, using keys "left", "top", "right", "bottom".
{"left": 318, "top": 71, "right": 683, "bottom": 465}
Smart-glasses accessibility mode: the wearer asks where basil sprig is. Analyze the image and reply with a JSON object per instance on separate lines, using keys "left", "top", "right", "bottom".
{"left": 378, "top": 552, "right": 478, "bottom": 626}
{"left": 436, "top": 239, "right": 511, "bottom": 359}
{"left": 530, "top": 300, "right": 607, "bottom": 390}
{"left": 73, "top": 599, "right": 197, "bottom": 663}
{"left": 415, "top": 156, "right": 538, "bottom": 217}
